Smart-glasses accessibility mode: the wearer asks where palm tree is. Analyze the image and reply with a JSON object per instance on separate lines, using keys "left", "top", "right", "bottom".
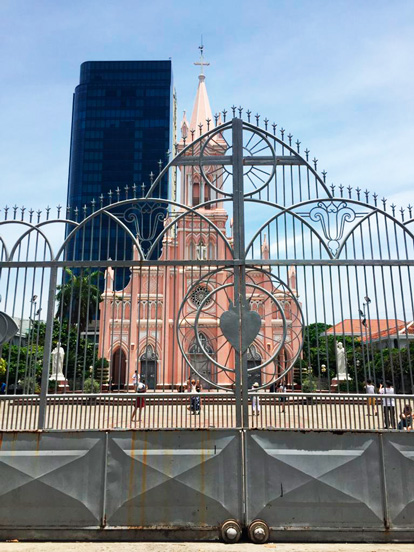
{"left": 56, "top": 268, "right": 102, "bottom": 331}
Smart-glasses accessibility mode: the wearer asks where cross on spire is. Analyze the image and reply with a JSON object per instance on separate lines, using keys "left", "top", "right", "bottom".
{"left": 194, "top": 40, "right": 210, "bottom": 78}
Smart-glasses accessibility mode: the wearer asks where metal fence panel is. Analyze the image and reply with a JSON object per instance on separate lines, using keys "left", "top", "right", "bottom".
{"left": 0, "top": 431, "right": 105, "bottom": 528}
{"left": 245, "top": 430, "right": 385, "bottom": 530}
{"left": 105, "top": 429, "right": 242, "bottom": 528}
{"left": 382, "top": 432, "right": 414, "bottom": 529}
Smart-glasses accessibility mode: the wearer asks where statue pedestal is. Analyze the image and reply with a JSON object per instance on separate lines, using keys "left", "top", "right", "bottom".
{"left": 49, "top": 376, "right": 69, "bottom": 394}
{"left": 331, "top": 375, "right": 351, "bottom": 392}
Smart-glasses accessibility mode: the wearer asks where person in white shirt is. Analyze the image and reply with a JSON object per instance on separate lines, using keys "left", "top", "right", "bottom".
{"left": 251, "top": 382, "right": 260, "bottom": 416}
{"left": 379, "top": 380, "right": 396, "bottom": 429}
{"left": 364, "top": 379, "right": 377, "bottom": 417}
{"left": 131, "top": 375, "right": 146, "bottom": 424}
{"left": 132, "top": 370, "right": 138, "bottom": 390}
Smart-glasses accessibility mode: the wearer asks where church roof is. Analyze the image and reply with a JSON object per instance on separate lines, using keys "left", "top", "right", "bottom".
{"left": 189, "top": 74, "right": 213, "bottom": 134}
{"left": 180, "top": 46, "right": 224, "bottom": 144}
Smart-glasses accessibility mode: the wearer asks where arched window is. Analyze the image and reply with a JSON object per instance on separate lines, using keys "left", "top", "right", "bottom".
{"left": 204, "top": 182, "right": 211, "bottom": 209}
{"left": 189, "top": 332, "right": 215, "bottom": 389}
{"left": 208, "top": 241, "right": 215, "bottom": 259}
{"left": 187, "top": 241, "right": 196, "bottom": 260}
{"left": 140, "top": 344, "right": 158, "bottom": 390}
{"left": 193, "top": 182, "right": 200, "bottom": 206}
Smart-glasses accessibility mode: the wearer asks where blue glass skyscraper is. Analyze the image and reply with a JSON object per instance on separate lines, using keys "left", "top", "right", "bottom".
{"left": 66, "top": 61, "right": 173, "bottom": 277}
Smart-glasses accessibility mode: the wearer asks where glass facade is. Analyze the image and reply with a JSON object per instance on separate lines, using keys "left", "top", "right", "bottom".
{"left": 66, "top": 61, "right": 173, "bottom": 283}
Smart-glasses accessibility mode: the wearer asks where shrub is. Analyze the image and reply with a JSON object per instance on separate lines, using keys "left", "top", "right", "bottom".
{"left": 83, "top": 378, "right": 100, "bottom": 393}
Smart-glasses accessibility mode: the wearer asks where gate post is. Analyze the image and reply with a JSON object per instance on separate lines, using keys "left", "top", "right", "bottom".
{"left": 232, "top": 118, "right": 249, "bottom": 428}
{"left": 37, "top": 265, "right": 58, "bottom": 429}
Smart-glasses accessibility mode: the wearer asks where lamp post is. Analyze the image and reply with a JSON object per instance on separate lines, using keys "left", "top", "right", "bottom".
{"left": 359, "top": 296, "right": 371, "bottom": 381}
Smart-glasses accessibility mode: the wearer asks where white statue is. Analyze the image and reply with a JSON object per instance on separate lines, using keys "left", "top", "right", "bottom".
{"left": 50, "top": 343, "right": 66, "bottom": 381}
{"left": 336, "top": 341, "right": 347, "bottom": 380}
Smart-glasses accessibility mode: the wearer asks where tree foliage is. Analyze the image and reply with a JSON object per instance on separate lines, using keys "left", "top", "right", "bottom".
{"left": 56, "top": 268, "right": 102, "bottom": 331}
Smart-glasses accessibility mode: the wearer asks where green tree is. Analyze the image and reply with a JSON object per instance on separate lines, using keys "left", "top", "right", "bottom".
{"left": 297, "top": 322, "right": 363, "bottom": 391}
{"left": 56, "top": 268, "right": 102, "bottom": 331}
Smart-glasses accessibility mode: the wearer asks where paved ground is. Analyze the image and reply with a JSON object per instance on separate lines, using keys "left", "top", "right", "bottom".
{"left": 0, "top": 544, "right": 413, "bottom": 551}
{"left": 2, "top": 395, "right": 408, "bottom": 431}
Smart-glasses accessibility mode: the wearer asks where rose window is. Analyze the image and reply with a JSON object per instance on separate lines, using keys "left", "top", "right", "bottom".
{"left": 190, "top": 285, "right": 212, "bottom": 308}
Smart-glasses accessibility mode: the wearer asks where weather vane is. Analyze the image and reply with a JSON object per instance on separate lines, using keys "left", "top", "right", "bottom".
{"left": 194, "top": 37, "right": 210, "bottom": 77}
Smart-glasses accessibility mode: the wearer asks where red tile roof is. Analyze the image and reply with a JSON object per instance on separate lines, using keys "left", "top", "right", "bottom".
{"left": 323, "top": 319, "right": 410, "bottom": 342}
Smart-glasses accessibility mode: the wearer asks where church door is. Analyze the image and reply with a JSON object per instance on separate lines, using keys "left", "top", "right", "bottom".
{"left": 247, "top": 345, "right": 262, "bottom": 388}
{"left": 189, "top": 332, "right": 215, "bottom": 390}
{"left": 140, "top": 345, "right": 158, "bottom": 390}
{"left": 112, "top": 348, "right": 127, "bottom": 390}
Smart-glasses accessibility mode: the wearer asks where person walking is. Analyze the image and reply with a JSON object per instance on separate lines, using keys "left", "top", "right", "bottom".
{"left": 379, "top": 380, "right": 396, "bottom": 429}
{"left": 131, "top": 375, "right": 146, "bottom": 424}
{"left": 364, "top": 379, "right": 377, "bottom": 416}
{"left": 277, "top": 380, "right": 287, "bottom": 413}
{"left": 194, "top": 380, "right": 202, "bottom": 415}
{"left": 189, "top": 379, "right": 197, "bottom": 414}
{"left": 251, "top": 382, "right": 260, "bottom": 416}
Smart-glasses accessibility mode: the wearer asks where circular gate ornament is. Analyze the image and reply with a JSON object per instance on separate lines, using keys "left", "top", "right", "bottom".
{"left": 199, "top": 124, "right": 276, "bottom": 198}
{"left": 177, "top": 267, "right": 303, "bottom": 390}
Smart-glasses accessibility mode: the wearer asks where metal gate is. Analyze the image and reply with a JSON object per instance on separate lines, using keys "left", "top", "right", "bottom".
{"left": 1, "top": 115, "right": 414, "bottom": 541}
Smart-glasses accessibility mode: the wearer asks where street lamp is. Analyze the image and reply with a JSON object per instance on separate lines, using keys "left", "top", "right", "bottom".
{"left": 359, "top": 296, "right": 372, "bottom": 380}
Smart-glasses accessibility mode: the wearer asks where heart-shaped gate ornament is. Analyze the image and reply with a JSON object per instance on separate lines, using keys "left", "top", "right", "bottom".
{"left": 219, "top": 299, "right": 261, "bottom": 353}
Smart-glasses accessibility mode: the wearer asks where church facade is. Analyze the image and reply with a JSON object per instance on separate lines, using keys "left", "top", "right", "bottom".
{"left": 98, "top": 64, "right": 301, "bottom": 390}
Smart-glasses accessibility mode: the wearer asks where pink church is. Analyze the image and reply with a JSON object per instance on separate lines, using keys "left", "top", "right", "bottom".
{"left": 98, "top": 67, "right": 301, "bottom": 390}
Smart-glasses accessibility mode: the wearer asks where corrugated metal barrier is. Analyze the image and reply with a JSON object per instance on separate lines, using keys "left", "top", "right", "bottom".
{"left": 0, "top": 429, "right": 413, "bottom": 542}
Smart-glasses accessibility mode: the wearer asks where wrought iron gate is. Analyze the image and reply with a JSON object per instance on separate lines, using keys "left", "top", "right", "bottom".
{"left": 1, "top": 115, "right": 414, "bottom": 541}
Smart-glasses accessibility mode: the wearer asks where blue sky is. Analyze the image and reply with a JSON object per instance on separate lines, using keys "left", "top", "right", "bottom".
{"left": 0, "top": 0, "right": 414, "bottom": 212}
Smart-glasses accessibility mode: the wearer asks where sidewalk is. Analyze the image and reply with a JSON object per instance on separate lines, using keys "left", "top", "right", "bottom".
{"left": 0, "top": 544, "right": 413, "bottom": 552}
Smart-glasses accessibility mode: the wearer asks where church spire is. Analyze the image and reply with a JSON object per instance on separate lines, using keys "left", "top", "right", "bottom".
{"left": 188, "top": 43, "right": 213, "bottom": 136}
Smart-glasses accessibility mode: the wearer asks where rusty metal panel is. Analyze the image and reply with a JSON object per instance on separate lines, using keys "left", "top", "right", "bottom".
{"left": 245, "top": 431, "right": 385, "bottom": 530}
{"left": 0, "top": 432, "right": 105, "bottom": 528}
{"left": 105, "top": 430, "right": 242, "bottom": 528}
{"left": 382, "top": 433, "right": 414, "bottom": 528}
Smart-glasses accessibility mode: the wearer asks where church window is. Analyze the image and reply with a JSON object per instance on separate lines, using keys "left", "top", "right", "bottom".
{"left": 204, "top": 182, "right": 211, "bottom": 209}
{"left": 190, "top": 285, "right": 212, "bottom": 308}
{"left": 208, "top": 241, "right": 215, "bottom": 259}
{"left": 193, "top": 182, "right": 200, "bottom": 206}
{"left": 187, "top": 241, "right": 196, "bottom": 260}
